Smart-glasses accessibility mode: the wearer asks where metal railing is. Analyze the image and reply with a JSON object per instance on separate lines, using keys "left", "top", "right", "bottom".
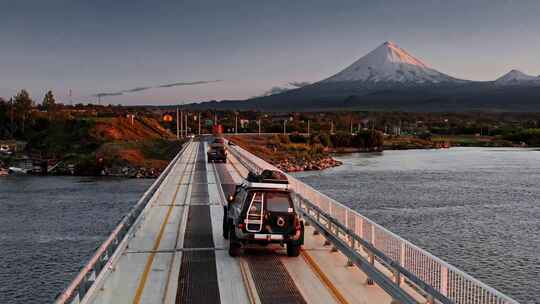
{"left": 227, "top": 143, "right": 520, "bottom": 304}
{"left": 54, "top": 140, "right": 191, "bottom": 304}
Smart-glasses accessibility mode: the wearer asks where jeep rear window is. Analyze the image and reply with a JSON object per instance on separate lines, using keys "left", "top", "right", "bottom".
{"left": 265, "top": 192, "right": 292, "bottom": 212}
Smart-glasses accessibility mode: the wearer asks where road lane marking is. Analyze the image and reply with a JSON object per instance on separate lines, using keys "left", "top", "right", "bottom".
{"left": 132, "top": 142, "right": 197, "bottom": 304}
{"left": 301, "top": 250, "right": 350, "bottom": 304}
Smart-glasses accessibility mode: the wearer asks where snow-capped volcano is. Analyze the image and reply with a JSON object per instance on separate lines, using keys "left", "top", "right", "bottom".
{"left": 322, "top": 41, "right": 461, "bottom": 84}
{"left": 495, "top": 69, "right": 540, "bottom": 85}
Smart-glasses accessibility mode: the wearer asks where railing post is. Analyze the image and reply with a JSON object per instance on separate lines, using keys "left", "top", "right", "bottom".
{"left": 371, "top": 224, "right": 376, "bottom": 248}
{"left": 441, "top": 265, "right": 449, "bottom": 296}
{"left": 313, "top": 211, "right": 321, "bottom": 235}
{"left": 393, "top": 269, "right": 401, "bottom": 286}
{"left": 323, "top": 221, "right": 332, "bottom": 247}
{"left": 366, "top": 251, "right": 375, "bottom": 285}
{"left": 400, "top": 242, "right": 406, "bottom": 285}
{"left": 346, "top": 236, "right": 354, "bottom": 267}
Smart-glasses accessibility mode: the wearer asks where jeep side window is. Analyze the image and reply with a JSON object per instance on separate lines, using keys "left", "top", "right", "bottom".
{"left": 234, "top": 188, "right": 246, "bottom": 205}
{"left": 265, "top": 192, "right": 292, "bottom": 212}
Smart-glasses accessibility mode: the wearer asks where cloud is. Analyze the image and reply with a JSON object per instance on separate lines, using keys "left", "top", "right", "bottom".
{"left": 93, "top": 92, "right": 123, "bottom": 97}
{"left": 289, "top": 81, "right": 311, "bottom": 88}
{"left": 91, "top": 79, "right": 222, "bottom": 99}
{"left": 258, "top": 81, "right": 310, "bottom": 97}
{"left": 123, "top": 86, "right": 152, "bottom": 93}
{"left": 158, "top": 80, "right": 222, "bottom": 88}
{"left": 261, "top": 86, "right": 290, "bottom": 97}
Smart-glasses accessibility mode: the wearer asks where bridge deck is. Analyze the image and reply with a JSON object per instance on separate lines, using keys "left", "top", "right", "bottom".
{"left": 82, "top": 139, "right": 405, "bottom": 304}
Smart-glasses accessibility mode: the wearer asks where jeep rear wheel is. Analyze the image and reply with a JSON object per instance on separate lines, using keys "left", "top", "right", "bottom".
{"left": 287, "top": 242, "right": 301, "bottom": 257}
{"left": 228, "top": 230, "right": 241, "bottom": 257}
{"left": 222, "top": 207, "right": 229, "bottom": 239}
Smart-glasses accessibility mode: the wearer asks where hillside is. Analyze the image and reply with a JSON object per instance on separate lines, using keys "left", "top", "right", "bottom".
{"left": 17, "top": 116, "right": 181, "bottom": 177}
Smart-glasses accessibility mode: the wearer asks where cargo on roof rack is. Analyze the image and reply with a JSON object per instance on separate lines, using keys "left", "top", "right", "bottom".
{"left": 246, "top": 169, "right": 288, "bottom": 184}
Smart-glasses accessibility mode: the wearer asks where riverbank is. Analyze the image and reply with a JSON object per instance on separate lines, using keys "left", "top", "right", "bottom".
{"left": 226, "top": 135, "right": 344, "bottom": 172}
{"left": 0, "top": 117, "right": 183, "bottom": 178}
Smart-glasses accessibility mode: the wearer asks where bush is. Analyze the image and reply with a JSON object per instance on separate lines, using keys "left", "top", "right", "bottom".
{"left": 289, "top": 133, "right": 308, "bottom": 143}
{"left": 504, "top": 128, "right": 540, "bottom": 146}
{"left": 330, "top": 132, "right": 353, "bottom": 147}
{"left": 353, "top": 130, "right": 384, "bottom": 150}
{"left": 310, "top": 133, "right": 332, "bottom": 147}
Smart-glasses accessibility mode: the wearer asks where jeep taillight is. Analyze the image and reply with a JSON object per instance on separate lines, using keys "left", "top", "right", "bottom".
{"left": 295, "top": 218, "right": 301, "bottom": 230}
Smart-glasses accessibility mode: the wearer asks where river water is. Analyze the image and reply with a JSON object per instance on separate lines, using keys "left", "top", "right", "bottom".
{"left": 0, "top": 176, "right": 152, "bottom": 304}
{"left": 293, "top": 147, "right": 540, "bottom": 304}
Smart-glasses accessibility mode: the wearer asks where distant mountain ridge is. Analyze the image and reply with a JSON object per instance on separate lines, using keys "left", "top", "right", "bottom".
{"left": 187, "top": 41, "right": 540, "bottom": 112}
{"left": 494, "top": 69, "right": 540, "bottom": 86}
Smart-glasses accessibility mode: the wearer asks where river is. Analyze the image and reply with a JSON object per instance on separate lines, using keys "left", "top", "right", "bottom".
{"left": 0, "top": 176, "right": 152, "bottom": 304}
{"left": 293, "top": 147, "right": 540, "bottom": 304}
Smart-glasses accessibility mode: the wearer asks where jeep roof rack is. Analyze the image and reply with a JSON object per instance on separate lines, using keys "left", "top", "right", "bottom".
{"left": 246, "top": 169, "right": 288, "bottom": 184}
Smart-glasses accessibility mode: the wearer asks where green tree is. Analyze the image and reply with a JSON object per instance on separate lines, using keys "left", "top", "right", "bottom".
{"left": 13, "top": 89, "right": 33, "bottom": 133}
{"left": 0, "top": 98, "right": 8, "bottom": 138}
{"left": 42, "top": 90, "right": 56, "bottom": 116}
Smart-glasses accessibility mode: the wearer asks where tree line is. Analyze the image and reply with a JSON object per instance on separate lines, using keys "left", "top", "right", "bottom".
{"left": 0, "top": 89, "right": 58, "bottom": 138}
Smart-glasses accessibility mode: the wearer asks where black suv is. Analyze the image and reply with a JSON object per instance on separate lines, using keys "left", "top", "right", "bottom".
{"left": 207, "top": 138, "right": 227, "bottom": 163}
{"left": 222, "top": 170, "right": 304, "bottom": 257}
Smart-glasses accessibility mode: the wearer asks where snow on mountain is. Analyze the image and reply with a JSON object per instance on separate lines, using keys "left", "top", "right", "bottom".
{"left": 494, "top": 69, "right": 540, "bottom": 85}
{"left": 321, "top": 41, "right": 461, "bottom": 84}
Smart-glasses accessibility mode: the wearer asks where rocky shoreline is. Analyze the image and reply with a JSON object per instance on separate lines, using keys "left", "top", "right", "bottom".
{"left": 274, "top": 156, "right": 342, "bottom": 172}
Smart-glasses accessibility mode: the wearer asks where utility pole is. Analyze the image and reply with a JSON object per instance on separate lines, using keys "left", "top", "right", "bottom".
{"left": 258, "top": 119, "right": 261, "bottom": 136}
{"left": 180, "top": 110, "right": 183, "bottom": 138}
{"left": 176, "top": 107, "right": 180, "bottom": 139}
{"left": 283, "top": 120, "right": 287, "bottom": 135}
{"left": 307, "top": 120, "right": 310, "bottom": 137}
{"left": 185, "top": 112, "right": 188, "bottom": 136}
{"left": 69, "top": 89, "right": 73, "bottom": 106}
{"left": 198, "top": 113, "right": 201, "bottom": 135}
{"left": 331, "top": 120, "right": 334, "bottom": 135}
{"left": 235, "top": 114, "right": 238, "bottom": 134}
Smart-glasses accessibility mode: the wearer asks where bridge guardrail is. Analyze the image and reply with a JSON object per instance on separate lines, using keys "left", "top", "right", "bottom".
{"left": 55, "top": 140, "right": 191, "bottom": 304}
{"left": 227, "top": 142, "right": 520, "bottom": 304}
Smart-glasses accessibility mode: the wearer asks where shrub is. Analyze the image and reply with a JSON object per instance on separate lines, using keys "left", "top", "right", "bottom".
{"left": 330, "top": 132, "right": 353, "bottom": 147}
{"left": 289, "top": 133, "right": 308, "bottom": 143}
{"left": 311, "top": 133, "right": 332, "bottom": 147}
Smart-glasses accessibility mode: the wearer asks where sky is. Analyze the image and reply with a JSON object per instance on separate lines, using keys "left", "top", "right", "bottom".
{"left": 1, "top": 0, "right": 540, "bottom": 105}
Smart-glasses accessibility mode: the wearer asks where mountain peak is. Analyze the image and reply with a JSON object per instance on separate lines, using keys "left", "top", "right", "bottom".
{"left": 495, "top": 69, "right": 539, "bottom": 85}
{"left": 322, "top": 41, "right": 460, "bottom": 84}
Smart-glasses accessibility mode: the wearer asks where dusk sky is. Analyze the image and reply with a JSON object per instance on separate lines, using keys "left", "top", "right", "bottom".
{"left": 1, "top": 0, "right": 540, "bottom": 105}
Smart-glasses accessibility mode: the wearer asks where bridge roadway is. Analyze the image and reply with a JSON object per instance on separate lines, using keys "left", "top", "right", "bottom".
{"left": 80, "top": 138, "right": 413, "bottom": 304}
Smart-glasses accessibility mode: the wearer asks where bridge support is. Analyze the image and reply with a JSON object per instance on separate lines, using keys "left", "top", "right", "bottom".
{"left": 393, "top": 269, "right": 401, "bottom": 286}
{"left": 366, "top": 252, "right": 375, "bottom": 285}
{"left": 346, "top": 237, "right": 354, "bottom": 266}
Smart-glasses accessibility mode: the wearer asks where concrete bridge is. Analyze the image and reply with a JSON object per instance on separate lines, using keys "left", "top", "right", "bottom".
{"left": 55, "top": 137, "right": 519, "bottom": 304}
